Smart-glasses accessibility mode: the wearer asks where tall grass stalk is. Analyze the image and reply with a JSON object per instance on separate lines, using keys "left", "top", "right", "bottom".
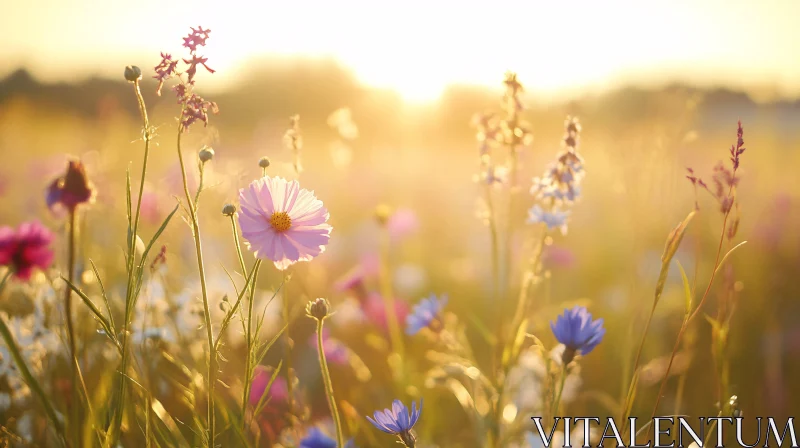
{"left": 110, "top": 76, "right": 153, "bottom": 443}
{"left": 649, "top": 206, "right": 741, "bottom": 420}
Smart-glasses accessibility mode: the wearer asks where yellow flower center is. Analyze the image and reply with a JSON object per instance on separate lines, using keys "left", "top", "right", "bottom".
{"left": 269, "top": 211, "right": 292, "bottom": 232}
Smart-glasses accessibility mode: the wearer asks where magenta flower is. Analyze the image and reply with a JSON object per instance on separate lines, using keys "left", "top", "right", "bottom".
{"left": 0, "top": 221, "right": 55, "bottom": 281}
{"left": 238, "top": 176, "right": 332, "bottom": 270}
{"left": 249, "top": 365, "right": 288, "bottom": 407}
{"left": 183, "top": 26, "right": 211, "bottom": 53}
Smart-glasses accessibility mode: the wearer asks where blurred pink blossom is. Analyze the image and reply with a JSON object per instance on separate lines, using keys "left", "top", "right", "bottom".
{"left": 387, "top": 207, "right": 419, "bottom": 241}
{"left": 308, "top": 327, "right": 348, "bottom": 365}
{"left": 543, "top": 245, "right": 576, "bottom": 269}
{"left": 249, "top": 366, "right": 288, "bottom": 407}
{"left": 362, "top": 292, "right": 410, "bottom": 333}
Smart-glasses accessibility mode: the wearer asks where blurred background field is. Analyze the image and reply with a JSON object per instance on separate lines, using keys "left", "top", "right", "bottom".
{"left": 1, "top": 1, "right": 799, "bottom": 446}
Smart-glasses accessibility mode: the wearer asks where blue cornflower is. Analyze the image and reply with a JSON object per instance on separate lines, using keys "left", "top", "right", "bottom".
{"left": 527, "top": 205, "right": 570, "bottom": 234}
{"left": 550, "top": 305, "right": 606, "bottom": 364}
{"left": 299, "top": 427, "right": 355, "bottom": 448}
{"left": 406, "top": 294, "right": 447, "bottom": 335}
{"left": 366, "top": 399, "right": 423, "bottom": 447}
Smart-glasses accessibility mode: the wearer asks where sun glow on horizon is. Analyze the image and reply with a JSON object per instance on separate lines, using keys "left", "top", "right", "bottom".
{"left": 2, "top": 0, "right": 800, "bottom": 102}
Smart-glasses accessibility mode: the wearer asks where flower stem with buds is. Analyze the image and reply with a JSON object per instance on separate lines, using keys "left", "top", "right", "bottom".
{"left": 175, "top": 117, "right": 217, "bottom": 447}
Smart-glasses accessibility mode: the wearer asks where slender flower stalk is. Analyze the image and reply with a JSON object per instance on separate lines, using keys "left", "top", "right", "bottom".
{"left": 500, "top": 72, "right": 526, "bottom": 296}
{"left": 485, "top": 184, "right": 501, "bottom": 304}
{"left": 282, "top": 271, "right": 295, "bottom": 418}
{"left": 307, "top": 299, "right": 345, "bottom": 447}
{"left": 111, "top": 71, "right": 153, "bottom": 442}
{"left": 549, "top": 367, "right": 568, "bottom": 424}
{"left": 472, "top": 113, "right": 502, "bottom": 304}
{"left": 225, "top": 204, "right": 260, "bottom": 427}
{"left": 650, "top": 120, "right": 747, "bottom": 420}
{"left": 64, "top": 209, "right": 80, "bottom": 446}
{"left": 175, "top": 120, "right": 218, "bottom": 446}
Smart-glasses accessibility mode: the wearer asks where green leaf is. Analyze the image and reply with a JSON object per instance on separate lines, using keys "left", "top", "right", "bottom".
{"left": 253, "top": 360, "right": 283, "bottom": 418}
{"left": 215, "top": 259, "right": 261, "bottom": 350}
{"left": 467, "top": 313, "right": 497, "bottom": 346}
{"left": 137, "top": 202, "right": 180, "bottom": 274}
{"left": 712, "top": 241, "right": 747, "bottom": 278}
{"left": 676, "top": 260, "right": 693, "bottom": 316}
{"left": 126, "top": 167, "right": 133, "bottom": 233}
{"left": 89, "top": 259, "right": 115, "bottom": 331}
{"left": 61, "top": 276, "right": 120, "bottom": 351}
{"left": 0, "top": 315, "right": 67, "bottom": 446}
{"left": 503, "top": 317, "right": 529, "bottom": 366}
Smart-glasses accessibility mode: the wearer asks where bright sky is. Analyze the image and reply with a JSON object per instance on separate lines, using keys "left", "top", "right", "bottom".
{"left": 1, "top": 0, "right": 799, "bottom": 102}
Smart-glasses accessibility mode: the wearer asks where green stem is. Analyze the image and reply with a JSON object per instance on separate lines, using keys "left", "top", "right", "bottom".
{"left": 484, "top": 185, "right": 500, "bottom": 306}
{"left": 620, "top": 301, "right": 657, "bottom": 433}
{"left": 550, "top": 367, "right": 568, "bottom": 424}
{"left": 111, "top": 77, "right": 152, "bottom": 442}
{"left": 231, "top": 214, "right": 256, "bottom": 431}
{"left": 175, "top": 121, "right": 216, "bottom": 447}
{"left": 63, "top": 210, "right": 80, "bottom": 447}
{"left": 282, "top": 270, "right": 295, "bottom": 419}
{"left": 316, "top": 318, "right": 345, "bottom": 447}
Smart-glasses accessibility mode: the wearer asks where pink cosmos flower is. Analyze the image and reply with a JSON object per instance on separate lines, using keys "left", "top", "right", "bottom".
{"left": 0, "top": 221, "right": 55, "bottom": 281}
{"left": 238, "top": 177, "right": 332, "bottom": 270}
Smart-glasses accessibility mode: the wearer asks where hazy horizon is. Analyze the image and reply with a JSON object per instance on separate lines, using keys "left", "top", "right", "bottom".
{"left": 2, "top": 0, "right": 799, "bottom": 103}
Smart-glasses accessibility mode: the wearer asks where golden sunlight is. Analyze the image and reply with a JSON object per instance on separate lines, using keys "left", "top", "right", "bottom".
{"left": 1, "top": 0, "right": 799, "bottom": 100}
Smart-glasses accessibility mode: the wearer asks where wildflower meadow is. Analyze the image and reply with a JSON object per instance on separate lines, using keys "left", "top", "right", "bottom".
{"left": 0, "top": 20, "right": 797, "bottom": 448}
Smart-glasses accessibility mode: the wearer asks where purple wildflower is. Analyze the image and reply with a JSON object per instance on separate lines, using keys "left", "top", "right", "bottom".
{"left": 527, "top": 205, "right": 570, "bottom": 234}
{"left": 366, "top": 399, "right": 423, "bottom": 447}
{"left": 405, "top": 294, "right": 447, "bottom": 335}
{"left": 153, "top": 52, "right": 179, "bottom": 96}
{"left": 550, "top": 306, "right": 606, "bottom": 364}
{"left": 46, "top": 160, "right": 95, "bottom": 214}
